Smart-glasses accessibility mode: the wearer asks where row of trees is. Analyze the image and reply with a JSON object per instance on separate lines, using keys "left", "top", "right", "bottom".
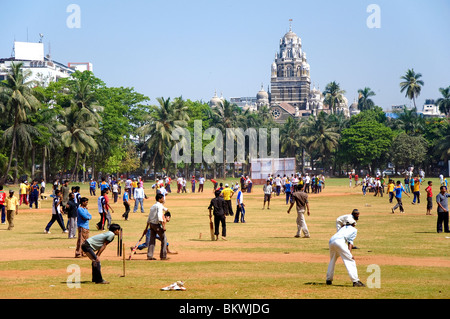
{"left": 0, "top": 63, "right": 449, "bottom": 183}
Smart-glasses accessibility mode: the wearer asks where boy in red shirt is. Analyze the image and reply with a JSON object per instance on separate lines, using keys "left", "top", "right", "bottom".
{"left": 0, "top": 185, "right": 6, "bottom": 224}
{"left": 425, "top": 181, "right": 433, "bottom": 215}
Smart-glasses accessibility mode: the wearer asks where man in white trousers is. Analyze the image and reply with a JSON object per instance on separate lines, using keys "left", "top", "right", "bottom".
{"left": 326, "top": 222, "right": 365, "bottom": 287}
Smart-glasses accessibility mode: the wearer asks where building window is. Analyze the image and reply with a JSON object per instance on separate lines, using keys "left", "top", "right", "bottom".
{"left": 271, "top": 108, "right": 281, "bottom": 119}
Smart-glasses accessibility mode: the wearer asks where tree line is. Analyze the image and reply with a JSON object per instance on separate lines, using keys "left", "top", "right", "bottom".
{"left": 0, "top": 63, "right": 449, "bottom": 183}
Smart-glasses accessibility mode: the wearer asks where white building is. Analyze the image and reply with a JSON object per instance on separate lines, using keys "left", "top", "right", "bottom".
{"left": 0, "top": 41, "right": 93, "bottom": 86}
{"left": 420, "top": 99, "right": 444, "bottom": 118}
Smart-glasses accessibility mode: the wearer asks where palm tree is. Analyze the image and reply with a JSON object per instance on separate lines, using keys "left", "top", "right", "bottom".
{"left": 280, "top": 116, "right": 301, "bottom": 158}
{"left": 210, "top": 100, "right": 241, "bottom": 178}
{"left": 302, "top": 112, "right": 340, "bottom": 171}
{"left": 436, "top": 86, "right": 450, "bottom": 117}
{"left": 434, "top": 123, "right": 450, "bottom": 161}
{"left": 394, "top": 105, "right": 424, "bottom": 135}
{"left": 57, "top": 107, "right": 100, "bottom": 181}
{"left": 357, "top": 87, "right": 376, "bottom": 111}
{"left": 140, "top": 97, "right": 189, "bottom": 175}
{"left": 400, "top": 68, "right": 424, "bottom": 109}
{"left": 323, "top": 81, "right": 346, "bottom": 114}
{"left": 67, "top": 71, "right": 104, "bottom": 122}
{"left": 0, "top": 62, "right": 41, "bottom": 183}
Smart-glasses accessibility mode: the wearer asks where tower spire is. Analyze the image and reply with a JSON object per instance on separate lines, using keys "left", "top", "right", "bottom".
{"left": 289, "top": 19, "right": 293, "bottom": 32}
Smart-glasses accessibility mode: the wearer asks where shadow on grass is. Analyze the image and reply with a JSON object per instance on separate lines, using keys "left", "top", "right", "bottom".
{"left": 304, "top": 282, "right": 348, "bottom": 287}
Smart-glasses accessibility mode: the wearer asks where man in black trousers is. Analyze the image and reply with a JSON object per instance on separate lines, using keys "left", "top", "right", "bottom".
{"left": 82, "top": 223, "right": 121, "bottom": 284}
{"left": 208, "top": 190, "right": 227, "bottom": 241}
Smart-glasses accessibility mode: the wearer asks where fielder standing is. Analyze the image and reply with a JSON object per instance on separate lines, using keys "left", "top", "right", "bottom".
{"left": 287, "top": 184, "right": 310, "bottom": 238}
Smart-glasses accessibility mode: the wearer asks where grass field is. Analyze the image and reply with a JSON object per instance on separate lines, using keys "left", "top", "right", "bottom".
{"left": 0, "top": 177, "right": 448, "bottom": 300}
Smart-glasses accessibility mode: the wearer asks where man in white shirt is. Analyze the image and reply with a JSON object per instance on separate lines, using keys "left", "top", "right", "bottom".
{"left": 146, "top": 194, "right": 169, "bottom": 260}
{"left": 177, "top": 177, "right": 183, "bottom": 193}
{"left": 305, "top": 174, "right": 311, "bottom": 193}
{"left": 262, "top": 180, "right": 273, "bottom": 210}
{"left": 245, "top": 176, "right": 253, "bottom": 193}
{"left": 125, "top": 178, "right": 132, "bottom": 199}
{"left": 198, "top": 176, "right": 205, "bottom": 193}
{"left": 158, "top": 185, "right": 167, "bottom": 200}
{"left": 133, "top": 184, "right": 145, "bottom": 213}
{"left": 275, "top": 175, "right": 282, "bottom": 196}
{"left": 326, "top": 223, "right": 365, "bottom": 287}
{"left": 336, "top": 209, "right": 360, "bottom": 231}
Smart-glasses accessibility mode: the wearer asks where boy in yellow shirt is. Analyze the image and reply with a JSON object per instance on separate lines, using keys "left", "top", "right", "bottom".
{"left": 386, "top": 180, "right": 395, "bottom": 203}
{"left": 412, "top": 176, "right": 421, "bottom": 204}
{"left": 5, "top": 190, "right": 19, "bottom": 230}
{"left": 19, "top": 181, "right": 28, "bottom": 205}
{"left": 220, "top": 184, "right": 234, "bottom": 216}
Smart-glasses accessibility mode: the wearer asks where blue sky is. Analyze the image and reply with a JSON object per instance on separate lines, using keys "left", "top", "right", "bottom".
{"left": 1, "top": 0, "right": 449, "bottom": 110}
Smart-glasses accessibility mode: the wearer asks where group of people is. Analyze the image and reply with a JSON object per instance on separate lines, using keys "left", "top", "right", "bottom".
{"left": 350, "top": 170, "right": 450, "bottom": 233}
{"left": 3, "top": 166, "right": 449, "bottom": 288}
{"left": 260, "top": 173, "right": 325, "bottom": 210}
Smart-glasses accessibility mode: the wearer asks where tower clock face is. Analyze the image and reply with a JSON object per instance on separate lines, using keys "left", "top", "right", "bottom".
{"left": 271, "top": 107, "right": 281, "bottom": 119}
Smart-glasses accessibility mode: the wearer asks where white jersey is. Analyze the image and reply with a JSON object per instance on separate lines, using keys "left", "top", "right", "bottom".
{"left": 236, "top": 190, "right": 243, "bottom": 206}
{"left": 336, "top": 214, "right": 357, "bottom": 231}
{"left": 330, "top": 225, "right": 357, "bottom": 246}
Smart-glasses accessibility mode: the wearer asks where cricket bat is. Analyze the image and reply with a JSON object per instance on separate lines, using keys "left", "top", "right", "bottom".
{"left": 128, "top": 234, "right": 145, "bottom": 260}
{"left": 209, "top": 214, "right": 215, "bottom": 241}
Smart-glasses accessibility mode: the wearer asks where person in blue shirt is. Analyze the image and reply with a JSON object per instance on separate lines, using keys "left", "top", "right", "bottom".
{"left": 100, "top": 178, "right": 110, "bottom": 192}
{"left": 89, "top": 179, "right": 97, "bottom": 196}
{"left": 122, "top": 190, "right": 130, "bottom": 221}
{"left": 284, "top": 179, "right": 292, "bottom": 205}
{"left": 391, "top": 181, "right": 410, "bottom": 214}
{"left": 75, "top": 197, "right": 92, "bottom": 258}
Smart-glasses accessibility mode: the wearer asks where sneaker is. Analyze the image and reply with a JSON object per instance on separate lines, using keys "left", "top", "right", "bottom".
{"left": 221, "top": 236, "right": 227, "bottom": 241}
{"left": 326, "top": 280, "right": 332, "bottom": 285}
{"left": 353, "top": 281, "right": 365, "bottom": 287}
{"left": 95, "top": 280, "right": 110, "bottom": 284}
{"left": 294, "top": 235, "right": 300, "bottom": 238}
{"left": 63, "top": 230, "right": 68, "bottom": 233}
{"left": 44, "top": 230, "right": 50, "bottom": 234}
{"left": 147, "top": 257, "right": 157, "bottom": 260}
{"left": 160, "top": 257, "right": 170, "bottom": 260}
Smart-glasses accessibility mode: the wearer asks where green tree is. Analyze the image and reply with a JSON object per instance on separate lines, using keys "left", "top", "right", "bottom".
{"left": 210, "top": 100, "right": 241, "bottom": 178}
{"left": 302, "top": 112, "right": 340, "bottom": 171}
{"left": 140, "top": 97, "right": 189, "bottom": 175}
{"left": 393, "top": 106, "right": 424, "bottom": 135}
{"left": 323, "top": 81, "right": 346, "bottom": 114}
{"left": 436, "top": 86, "right": 450, "bottom": 117}
{"left": 339, "top": 119, "right": 394, "bottom": 174}
{"left": 357, "top": 87, "right": 376, "bottom": 111}
{"left": 57, "top": 107, "right": 100, "bottom": 181}
{"left": 0, "top": 62, "right": 41, "bottom": 183}
{"left": 400, "top": 68, "right": 424, "bottom": 109}
{"left": 389, "top": 132, "right": 428, "bottom": 171}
